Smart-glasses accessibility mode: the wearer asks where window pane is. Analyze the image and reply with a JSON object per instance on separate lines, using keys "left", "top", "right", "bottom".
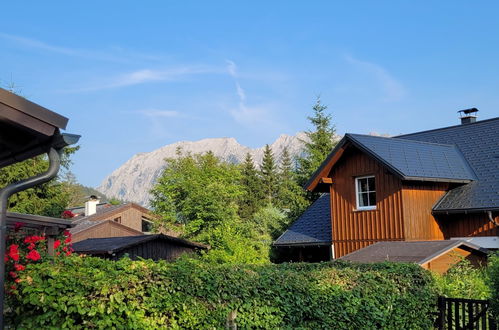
{"left": 368, "top": 192, "right": 376, "bottom": 206}
{"left": 360, "top": 193, "right": 369, "bottom": 207}
{"left": 368, "top": 177, "right": 375, "bottom": 191}
{"left": 360, "top": 178, "right": 368, "bottom": 192}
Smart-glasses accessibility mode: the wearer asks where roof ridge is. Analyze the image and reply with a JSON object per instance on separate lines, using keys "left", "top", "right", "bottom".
{"left": 348, "top": 133, "right": 458, "bottom": 148}
{"left": 398, "top": 116, "right": 499, "bottom": 138}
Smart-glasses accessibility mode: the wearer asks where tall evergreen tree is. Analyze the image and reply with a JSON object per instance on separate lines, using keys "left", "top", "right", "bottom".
{"left": 276, "top": 148, "right": 309, "bottom": 217}
{"left": 259, "top": 144, "right": 278, "bottom": 205}
{"left": 296, "top": 97, "right": 337, "bottom": 196}
{"left": 238, "top": 153, "right": 263, "bottom": 220}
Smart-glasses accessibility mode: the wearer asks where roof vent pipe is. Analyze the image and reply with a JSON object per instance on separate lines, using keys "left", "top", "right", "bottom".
{"left": 458, "top": 108, "right": 478, "bottom": 124}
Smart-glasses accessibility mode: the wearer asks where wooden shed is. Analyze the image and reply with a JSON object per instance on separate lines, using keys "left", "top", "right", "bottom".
{"left": 70, "top": 219, "right": 143, "bottom": 243}
{"left": 340, "top": 240, "right": 489, "bottom": 274}
{"left": 72, "top": 234, "right": 209, "bottom": 261}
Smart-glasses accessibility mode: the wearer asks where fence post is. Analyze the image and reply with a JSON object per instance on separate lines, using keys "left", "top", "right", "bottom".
{"left": 226, "top": 310, "right": 237, "bottom": 330}
{"left": 436, "top": 296, "right": 446, "bottom": 330}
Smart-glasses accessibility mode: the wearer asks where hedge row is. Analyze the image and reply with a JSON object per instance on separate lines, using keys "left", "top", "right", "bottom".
{"left": 7, "top": 256, "right": 437, "bottom": 329}
{"left": 490, "top": 253, "right": 499, "bottom": 323}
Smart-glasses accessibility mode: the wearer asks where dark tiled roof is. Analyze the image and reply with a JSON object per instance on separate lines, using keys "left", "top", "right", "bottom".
{"left": 340, "top": 240, "right": 487, "bottom": 264}
{"left": 347, "top": 134, "right": 476, "bottom": 182}
{"left": 72, "top": 234, "right": 209, "bottom": 254}
{"left": 398, "top": 117, "right": 499, "bottom": 211}
{"left": 70, "top": 219, "right": 107, "bottom": 234}
{"left": 274, "top": 194, "right": 332, "bottom": 246}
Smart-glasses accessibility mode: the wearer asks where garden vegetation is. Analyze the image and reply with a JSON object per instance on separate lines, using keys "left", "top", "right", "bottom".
{"left": 8, "top": 257, "right": 438, "bottom": 329}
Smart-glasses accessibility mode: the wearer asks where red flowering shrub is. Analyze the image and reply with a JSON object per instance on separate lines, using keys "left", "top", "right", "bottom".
{"left": 4, "top": 223, "right": 73, "bottom": 293}
{"left": 61, "top": 210, "right": 76, "bottom": 219}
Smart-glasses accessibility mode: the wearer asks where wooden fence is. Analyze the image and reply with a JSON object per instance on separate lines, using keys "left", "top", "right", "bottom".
{"left": 435, "top": 297, "right": 496, "bottom": 330}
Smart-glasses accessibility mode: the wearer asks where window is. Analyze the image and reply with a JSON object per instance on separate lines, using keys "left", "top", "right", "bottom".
{"left": 355, "top": 176, "right": 376, "bottom": 210}
{"left": 141, "top": 218, "right": 153, "bottom": 233}
{"left": 113, "top": 217, "right": 121, "bottom": 224}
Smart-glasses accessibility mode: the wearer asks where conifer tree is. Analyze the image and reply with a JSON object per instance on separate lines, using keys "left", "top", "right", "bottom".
{"left": 276, "top": 148, "right": 309, "bottom": 217}
{"left": 296, "top": 97, "right": 337, "bottom": 196}
{"left": 260, "top": 144, "right": 278, "bottom": 205}
{"left": 238, "top": 153, "right": 263, "bottom": 220}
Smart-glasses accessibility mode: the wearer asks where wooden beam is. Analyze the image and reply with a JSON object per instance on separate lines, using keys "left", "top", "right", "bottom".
{"left": 306, "top": 143, "right": 348, "bottom": 191}
{"left": 320, "top": 177, "right": 333, "bottom": 184}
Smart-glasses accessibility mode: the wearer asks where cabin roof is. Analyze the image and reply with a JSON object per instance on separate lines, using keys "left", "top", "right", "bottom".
{"left": 0, "top": 88, "right": 75, "bottom": 167}
{"left": 6, "top": 212, "right": 74, "bottom": 232}
{"left": 273, "top": 194, "right": 332, "bottom": 246}
{"left": 72, "top": 234, "right": 209, "bottom": 254}
{"left": 340, "top": 240, "right": 488, "bottom": 265}
{"left": 347, "top": 134, "right": 476, "bottom": 183}
{"left": 398, "top": 117, "right": 499, "bottom": 212}
{"left": 71, "top": 202, "right": 152, "bottom": 224}
{"left": 306, "top": 117, "right": 499, "bottom": 212}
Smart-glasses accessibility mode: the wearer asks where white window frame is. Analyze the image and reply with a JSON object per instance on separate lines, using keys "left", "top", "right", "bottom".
{"left": 355, "top": 175, "right": 376, "bottom": 211}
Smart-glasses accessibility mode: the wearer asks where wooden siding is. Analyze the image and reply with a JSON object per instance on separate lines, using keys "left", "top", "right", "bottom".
{"left": 422, "top": 247, "right": 487, "bottom": 274}
{"left": 401, "top": 182, "right": 448, "bottom": 241}
{"left": 112, "top": 240, "right": 197, "bottom": 261}
{"left": 72, "top": 221, "right": 142, "bottom": 243}
{"left": 89, "top": 205, "right": 152, "bottom": 232}
{"left": 436, "top": 213, "right": 499, "bottom": 238}
{"left": 329, "top": 148, "right": 405, "bottom": 258}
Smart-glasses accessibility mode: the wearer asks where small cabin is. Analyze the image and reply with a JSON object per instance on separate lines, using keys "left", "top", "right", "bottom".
{"left": 72, "top": 234, "right": 209, "bottom": 261}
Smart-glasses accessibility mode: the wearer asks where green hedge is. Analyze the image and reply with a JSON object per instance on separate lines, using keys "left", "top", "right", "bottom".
{"left": 490, "top": 252, "right": 499, "bottom": 323}
{"left": 7, "top": 257, "right": 437, "bottom": 329}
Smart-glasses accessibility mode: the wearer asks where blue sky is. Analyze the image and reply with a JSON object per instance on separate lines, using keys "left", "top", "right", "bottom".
{"left": 1, "top": 2, "right": 498, "bottom": 187}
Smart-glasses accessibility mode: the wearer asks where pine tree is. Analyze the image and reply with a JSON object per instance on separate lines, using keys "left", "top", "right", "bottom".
{"left": 238, "top": 153, "right": 263, "bottom": 220}
{"left": 276, "top": 148, "right": 309, "bottom": 217}
{"left": 296, "top": 97, "right": 337, "bottom": 195}
{"left": 260, "top": 144, "right": 278, "bottom": 205}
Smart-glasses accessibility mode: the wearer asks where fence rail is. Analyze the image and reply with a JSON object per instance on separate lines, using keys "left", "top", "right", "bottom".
{"left": 435, "top": 296, "right": 496, "bottom": 330}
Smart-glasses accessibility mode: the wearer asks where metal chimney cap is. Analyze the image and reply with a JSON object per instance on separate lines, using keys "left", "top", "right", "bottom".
{"left": 458, "top": 108, "right": 479, "bottom": 116}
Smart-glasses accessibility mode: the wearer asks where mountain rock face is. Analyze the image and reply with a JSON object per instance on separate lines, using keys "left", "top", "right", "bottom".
{"left": 97, "top": 133, "right": 307, "bottom": 206}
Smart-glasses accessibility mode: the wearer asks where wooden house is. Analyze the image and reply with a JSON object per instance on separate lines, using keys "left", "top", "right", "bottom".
{"left": 275, "top": 111, "right": 499, "bottom": 263}
{"left": 70, "top": 201, "right": 157, "bottom": 242}
{"left": 72, "top": 234, "right": 209, "bottom": 261}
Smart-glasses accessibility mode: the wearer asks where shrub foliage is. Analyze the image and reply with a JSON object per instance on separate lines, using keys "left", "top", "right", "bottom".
{"left": 8, "top": 257, "right": 437, "bottom": 329}
{"left": 489, "top": 252, "right": 499, "bottom": 323}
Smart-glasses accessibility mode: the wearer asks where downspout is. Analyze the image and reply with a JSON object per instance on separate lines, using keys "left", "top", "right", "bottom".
{"left": 487, "top": 211, "right": 499, "bottom": 227}
{"left": 0, "top": 147, "right": 62, "bottom": 328}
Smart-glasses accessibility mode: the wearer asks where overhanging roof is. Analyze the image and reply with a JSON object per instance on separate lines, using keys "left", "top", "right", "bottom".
{"left": 6, "top": 212, "right": 74, "bottom": 233}
{"left": 0, "top": 88, "right": 77, "bottom": 167}
{"left": 274, "top": 194, "right": 332, "bottom": 246}
{"left": 340, "top": 240, "right": 488, "bottom": 265}
{"left": 72, "top": 234, "right": 209, "bottom": 255}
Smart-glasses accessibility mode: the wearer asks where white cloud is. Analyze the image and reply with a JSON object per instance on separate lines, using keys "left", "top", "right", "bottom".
{"left": 64, "top": 65, "right": 222, "bottom": 93}
{"left": 0, "top": 32, "right": 159, "bottom": 63}
{"left": 344, "top": 55, "right": 407, "bottom": 102}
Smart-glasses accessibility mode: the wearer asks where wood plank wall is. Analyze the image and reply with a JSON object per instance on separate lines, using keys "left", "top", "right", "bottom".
{"left": 437, "top": 213, "right": 499, "bottom": 238}
{"left": 401, "top": 182, "right": 448, "bottom": 241}
{"left": 72, "top": 222, "right": 142, "bottom": 243}
{"left": 329, "top": 148, "right": 405, "bottom": 257}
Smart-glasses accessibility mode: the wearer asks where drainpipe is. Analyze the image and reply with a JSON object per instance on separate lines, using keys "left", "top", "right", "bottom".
{"left": 487, "top": 211, "right": 499, "bottom": 227}
{"left": 0, "top": 147, "right": 62, "bottom": 328}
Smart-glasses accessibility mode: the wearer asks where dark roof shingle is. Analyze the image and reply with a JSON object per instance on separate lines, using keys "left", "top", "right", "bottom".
{"left": 398, "top": 117, "right": 499, "bottom": 211}
{"left": 274, "top": 194, "right": 331, "bottom": 246}
{"left": 72, "top": 234, "right": 208, "bottom": 254}
{"left": 347, "top": 133, "right": 476, "bottom": 182}
{"left": 340, "top": 240, "right": 487, "bottom": 264}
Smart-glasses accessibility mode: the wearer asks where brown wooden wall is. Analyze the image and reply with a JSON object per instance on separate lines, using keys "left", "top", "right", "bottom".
{"left": 72, "top": 221, "right": 143, "bottom": 243}
{"left": 90, "top": 205, "right": 152, "bottom": 233}
{"left": 401, "top": 182, "right": 448, "bottom": 241}
{"left": 329, "top": 148, "right": 405, "bottom": 258}
{"left": 436, "top": 213, "right": 499, "bottom": 238}
{"left": 422, "top": 247, "right": 488, "bottom": 274}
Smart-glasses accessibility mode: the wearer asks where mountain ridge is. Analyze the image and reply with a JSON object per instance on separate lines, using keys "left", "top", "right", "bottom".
{"left": 97, "top": 133, "right": 308, "bottom": 206}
